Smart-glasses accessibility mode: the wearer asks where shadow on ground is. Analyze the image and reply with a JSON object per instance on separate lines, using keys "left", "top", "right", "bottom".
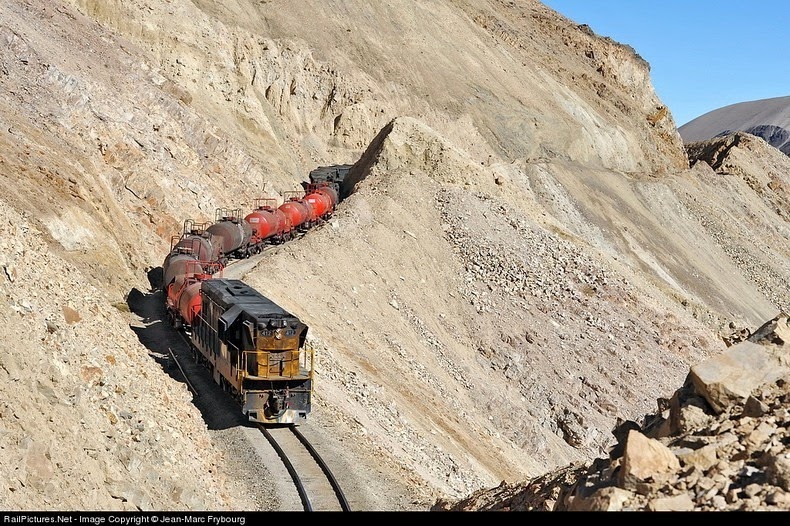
{"left": 126, "top": 276, "right": 250, "bottom": 431}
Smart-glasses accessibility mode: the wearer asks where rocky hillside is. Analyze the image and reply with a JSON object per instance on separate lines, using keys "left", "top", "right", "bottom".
{"left": 434, "top": 314, "right": 790, "bottom": 511}
{"left": 0, "top": 0, "right": 787, "bottom": 511}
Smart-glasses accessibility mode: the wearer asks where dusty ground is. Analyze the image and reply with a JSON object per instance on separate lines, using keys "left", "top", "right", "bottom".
{"left": 0, "top": 0, "right": 788, "bottom": 512}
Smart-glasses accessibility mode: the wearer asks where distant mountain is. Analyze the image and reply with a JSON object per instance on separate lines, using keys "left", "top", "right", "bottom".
{"left": 678, "top": 96, "right": 790, "bottom": 155}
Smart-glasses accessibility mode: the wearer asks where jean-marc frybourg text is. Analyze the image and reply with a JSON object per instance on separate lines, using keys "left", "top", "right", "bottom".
{"left": 4, "top": 516, "right": 246, "bottom": 526}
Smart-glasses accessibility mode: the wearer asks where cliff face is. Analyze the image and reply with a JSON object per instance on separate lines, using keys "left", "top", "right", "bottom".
{"left": 0, "top": 0, "right": 787, "bottom": 511}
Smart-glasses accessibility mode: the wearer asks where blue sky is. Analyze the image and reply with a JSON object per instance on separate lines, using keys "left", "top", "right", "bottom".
{"left": 541, "top": 1, "right": 790, "bottom": 127}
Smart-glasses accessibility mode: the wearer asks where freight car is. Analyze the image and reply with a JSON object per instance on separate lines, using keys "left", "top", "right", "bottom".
{"left": 188, "top": 278, "right": 314, "bottom": 425}
{"left": 162, "top": 221, "right": 220, "bottom": 291}
{"left": 306, "top": 164, "right": 352, "bottom": 194}
{"left": 206, "top": 208, "right": 254, "bottom": 263}
{"left": 244, "top": 198, "right": 293, "bottom": 247}
{"left": 161, "top": 171, "right": 345, "bottom": 291}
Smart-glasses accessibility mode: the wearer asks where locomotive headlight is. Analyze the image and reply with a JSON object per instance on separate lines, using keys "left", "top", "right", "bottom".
{"left": 275, "top": 328, "right": 283, "bottom": 340}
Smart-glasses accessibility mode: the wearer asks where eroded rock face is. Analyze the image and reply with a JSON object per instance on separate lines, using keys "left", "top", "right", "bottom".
{"left": 687, "top": 132, "right": 790, "bottom": 221}
{"left": 0, "top": 205, "right": 229, "bottom": 511}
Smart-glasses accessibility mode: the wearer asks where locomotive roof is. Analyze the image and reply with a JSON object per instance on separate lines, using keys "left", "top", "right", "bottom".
{"left": 201, "top": 278, "right": 296, "bottom": 318}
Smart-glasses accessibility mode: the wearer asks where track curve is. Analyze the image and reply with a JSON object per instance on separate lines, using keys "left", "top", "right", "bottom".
{"left": 259, "top": 425, "right": 351, "bottom": 512}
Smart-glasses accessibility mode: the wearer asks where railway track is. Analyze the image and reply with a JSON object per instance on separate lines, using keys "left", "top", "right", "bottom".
{"left": 167, "top": 337, "right": 350, "bottom": 512}
{"left": 259, "top": 425, "right": 351, "bottom": 512}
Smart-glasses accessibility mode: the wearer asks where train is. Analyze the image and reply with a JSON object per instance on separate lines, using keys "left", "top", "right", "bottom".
{"left": 161, "top": 165, "right": 350, "bottom": 425}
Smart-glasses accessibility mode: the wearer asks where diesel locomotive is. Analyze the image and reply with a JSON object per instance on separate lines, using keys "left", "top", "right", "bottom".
{"left": 190, "top": 278, "right": 313, "bottom": 425}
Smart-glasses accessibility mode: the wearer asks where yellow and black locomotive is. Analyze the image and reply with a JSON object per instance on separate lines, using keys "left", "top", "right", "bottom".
{"left": 188, "top": 278, "right": 313, "bottom": 425}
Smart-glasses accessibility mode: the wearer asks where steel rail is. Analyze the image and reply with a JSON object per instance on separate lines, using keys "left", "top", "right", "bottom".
{"left": 259, "top": 425, "right": 313, "bottom": 512}
{"left": 290, "top": 425, "right": 351, "bottom": 512}
{"left": 168, "top": 347, "right": 199, "bottom": 397}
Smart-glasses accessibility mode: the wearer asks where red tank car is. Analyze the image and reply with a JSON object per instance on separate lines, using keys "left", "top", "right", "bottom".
{"left": 167, "top": 276, "right": 202, "bottom": 329}
{"left": 162, "top": 221, "right": 219, "bottom": 289}
{"left": 304, "top": 190, "right": 332, "bottom": 219}
{"left": 316, "top": 184, "right": 339, "bottom": 210}
{"left": 303, "top": 182, "right": 338, "bottom": 222}
{"left": 163, "top": 253, "right": 201, "bottom": 291}
{"left": 273, "top": 208, "right": 294, "bottom": 242}
{"left": 166, "top": 261, "right": 223, "bottom": 329}
{"left": 245, "top": 199, "right": 289, "bottom": 248}
{"left": 310, "top": 182, "right": 339, "bottom": 208}
{"left": 206, "top": 208, "right": 254, "bottom": 260}
{"left": 278, "top": 194, "right": 314, "bottom": 231}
